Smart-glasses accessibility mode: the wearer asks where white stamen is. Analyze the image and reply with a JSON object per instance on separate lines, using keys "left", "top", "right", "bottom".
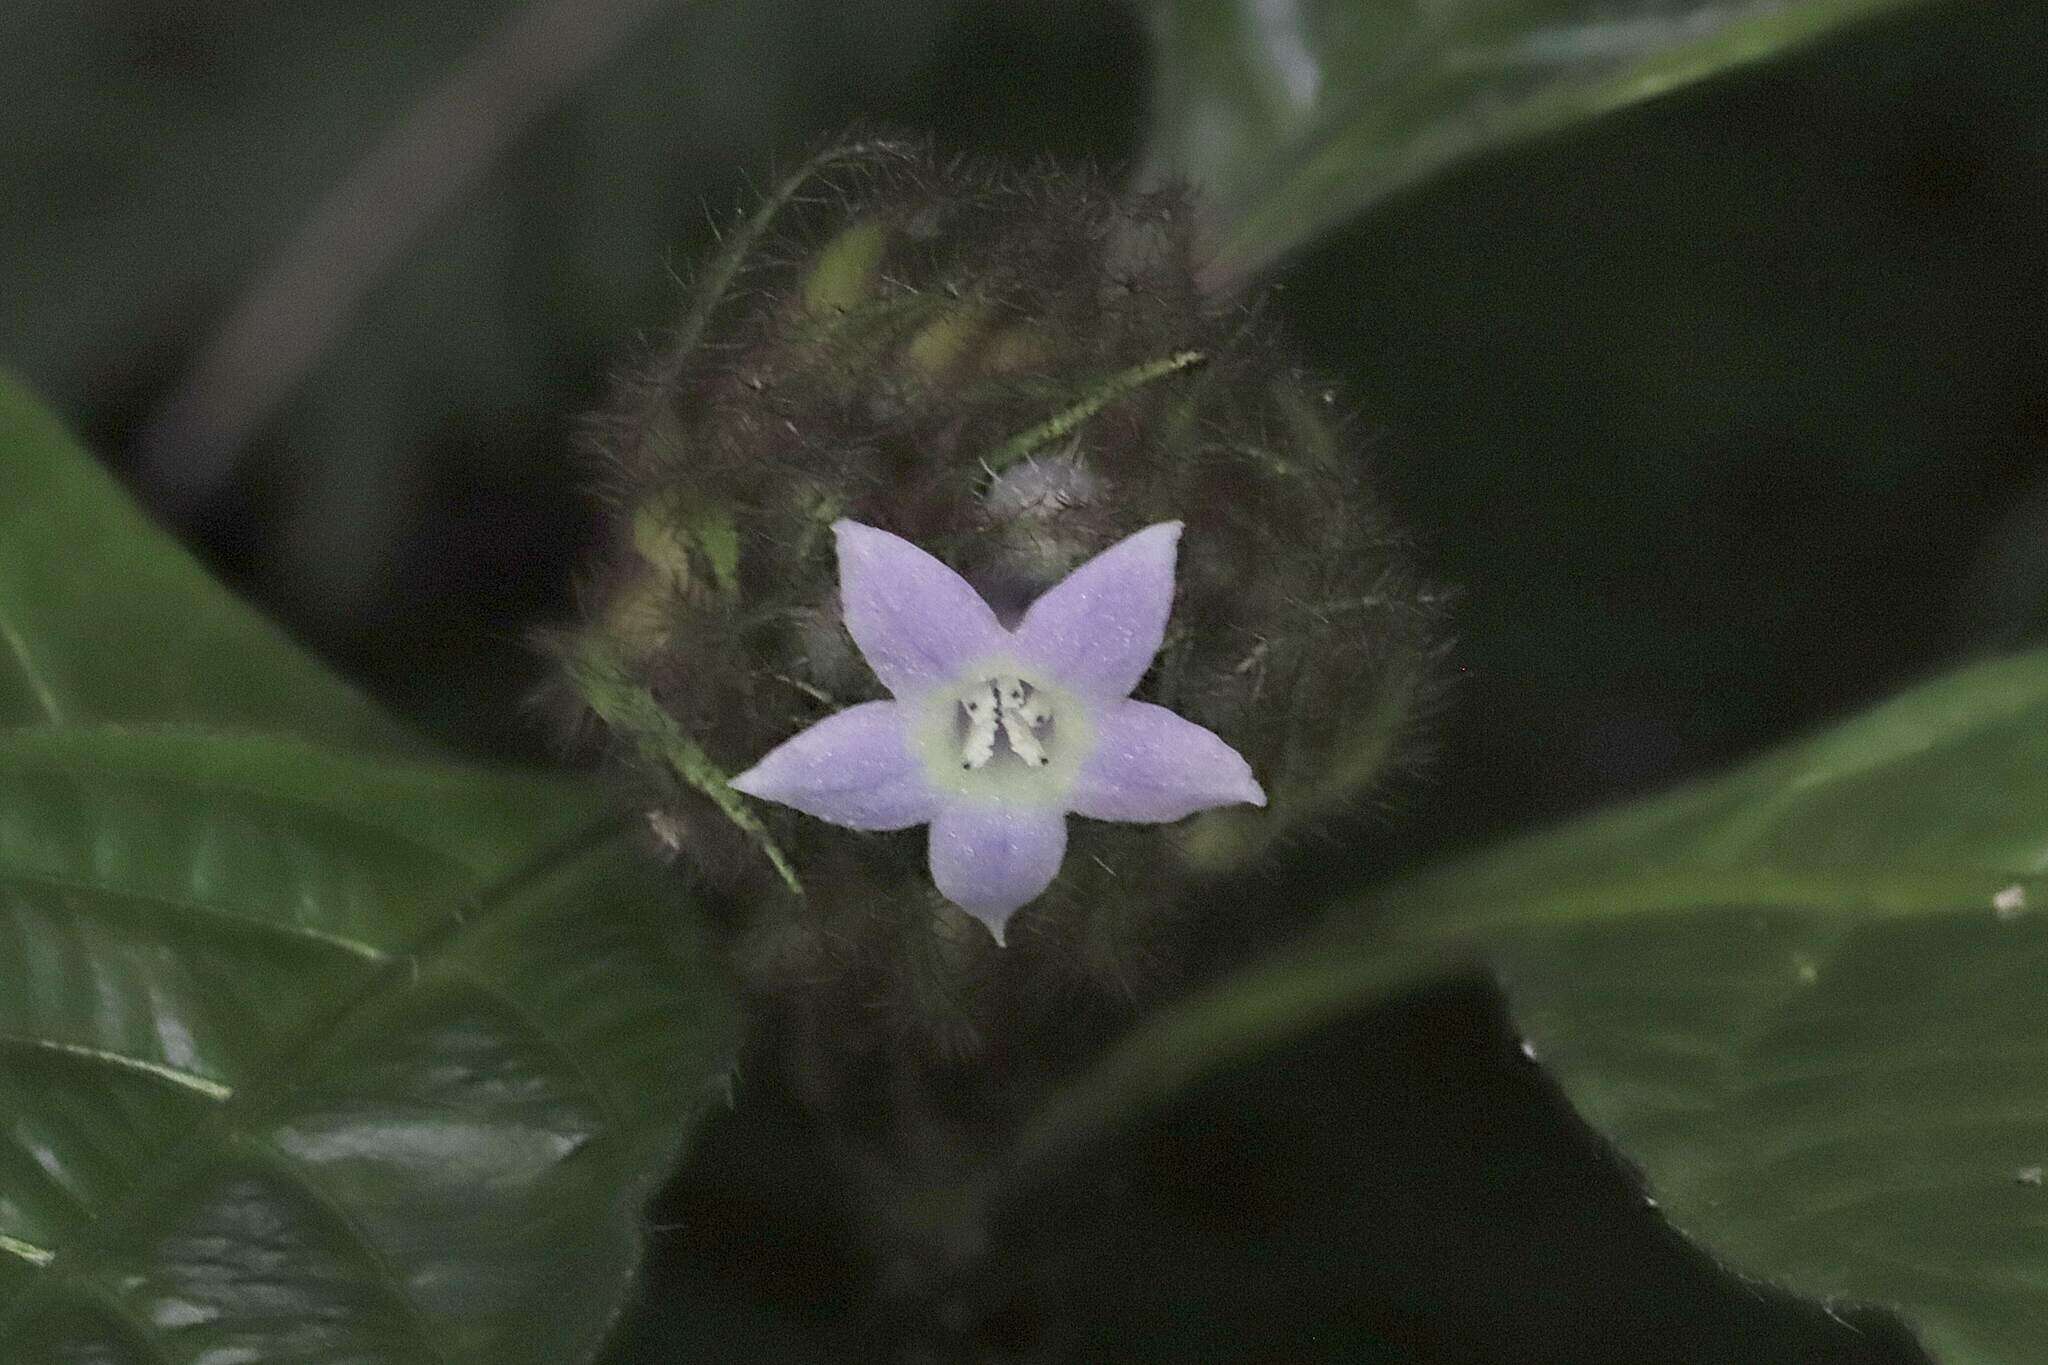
{"left": 1001, "top": 710, "right": 1049, "bottom": 766}
{"left": 960, "top": 683, "right": 1000, "bottom": 769}
{"left": 997, "top": 675, "right": 1051, "bottom": 766}
{"left": 1006, "top": 681, "right": 1051, "bottom": 728}
{"left": 958, "top": 676, "right": 1053, "bottom": 769}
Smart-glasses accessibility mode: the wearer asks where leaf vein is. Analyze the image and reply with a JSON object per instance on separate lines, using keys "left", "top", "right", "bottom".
{"left": 0, "top": 1034, "right": 232, "bottom": 1101}
{"left": 0, "top": 1233, "right": 52, "bottom": 1268}
{"left": 1, "top": 865, "right": 393, "bottom": 963}
{"left": 438, "top": 970, "right": 625, "bottom": 1128}
{"left": 0, "top": 610, "right": 63, "bottom": 725}
{"left": 0, "top": 723, "right": 531, "bottom": 881}
{"left": 233, "top": 1133, "right": 457, "bottom": 1365}
{"left": 0, "top": 819, "right": 642, "bottom": 1356}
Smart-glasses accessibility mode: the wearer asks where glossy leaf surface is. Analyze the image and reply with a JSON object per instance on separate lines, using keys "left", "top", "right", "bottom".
{"left": 1141, "top": 0, "right": 1933, "bottom": 284}
{"left": 1035, "top": 650, "right": 2048, "bottom": 1361}
{"left": 0, "top": 379, "right": 741, "bottom": 1361}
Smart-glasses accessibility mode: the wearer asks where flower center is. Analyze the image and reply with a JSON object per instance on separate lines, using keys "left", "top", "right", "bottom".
{"left": 910, "top": 662, "right": 1091, "bottom": 806}
{"left": 958, "top": 675, "right": 1053, "bottom": 770}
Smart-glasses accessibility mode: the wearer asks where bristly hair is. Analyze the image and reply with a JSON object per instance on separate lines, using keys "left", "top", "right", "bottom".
{"left": 548, "top": 131, "right": 1441, "bottom": 1080}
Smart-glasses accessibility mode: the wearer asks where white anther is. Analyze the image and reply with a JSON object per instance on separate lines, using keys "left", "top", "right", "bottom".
{"left": 960, "top": 683, "right": 999, "bottom": 769}
{"left": 959, "top": 676, "right": 1054, "bottom": 769}
{"left": 995, "top": 675, "right": 1051, "bottom": 766}
{"left": 1006, "top": 682, "right": 1051, "bottom": 728}
{"left": 1001, "top": 710, "right": 1049, "bottom": 766}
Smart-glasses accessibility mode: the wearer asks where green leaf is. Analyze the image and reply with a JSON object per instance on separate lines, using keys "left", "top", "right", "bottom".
{"left": 1036, "top": 650, "right": 2048, "bottom": 1360}
{"left": 1141, "top": 0, "right": 1935, "bottom": 284}
{"left": 0, "top": 379, "right": 741, "bottom": 1360}
{"left": 0, "top": 370, "right": 417, "bottom": 747}
{"left": 0, "top": 725, "right": 740, "bottom": 1362}
{"left": 1367, "top": 650, "right": 2048, "bottom": 1362}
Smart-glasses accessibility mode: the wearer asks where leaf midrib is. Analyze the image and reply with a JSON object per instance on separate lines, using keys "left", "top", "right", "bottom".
{"left": 0, "top": 1034, "right": 233, "bottom": 1102}
{"left": 0, "top": 864, "right": 395, "bottom": 964}
{"left": 236, "top": 1130, "right": 459, "bottom": 1365}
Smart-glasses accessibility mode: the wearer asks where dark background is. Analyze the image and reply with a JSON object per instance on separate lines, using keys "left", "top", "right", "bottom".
{"left": 5, "top": 0, "right": 2043, "bottom": 1358}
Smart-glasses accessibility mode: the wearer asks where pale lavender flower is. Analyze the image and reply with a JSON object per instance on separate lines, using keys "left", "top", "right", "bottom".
{"left": 729, "top": 519, "right": 1266, "bottom": 944}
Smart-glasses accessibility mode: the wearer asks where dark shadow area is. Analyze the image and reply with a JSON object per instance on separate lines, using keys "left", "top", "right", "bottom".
{"left": 623, "top": 978, "right": 1930, "bottom": 1362}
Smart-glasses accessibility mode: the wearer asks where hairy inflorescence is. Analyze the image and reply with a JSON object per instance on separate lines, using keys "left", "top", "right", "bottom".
{"left": 551, "top": 134, "right": 1438, "bottom": 1086}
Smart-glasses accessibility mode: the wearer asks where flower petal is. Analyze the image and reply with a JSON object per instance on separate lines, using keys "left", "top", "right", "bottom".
{"left": 836, "top": 520, "right": 1007, "bottom": 698}
{"left": 729, "top": 701, "right": 938, "bottom": 831}
{"left": 1067, "top": 700, "right": 1266, "bottom": 823}
{"left": 1011, "top": 521, "right": 1180, "bottom": 699}
{"left": 927, "top": 803, "right": 1068, "bottom": 944}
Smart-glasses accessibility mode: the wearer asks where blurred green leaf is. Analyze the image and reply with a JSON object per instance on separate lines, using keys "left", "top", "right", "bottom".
{"left": 1141, "top": 0, "right": 1935, "bottom": 284}
{"left": 0, "top": 383, "right": 742, "bottom": 1361}
{"left": 1031, "top": 650, "right": 2048, "bottom": 1360}
{"left": 1373, "top": 650, "right": 2048, "bottom": 1362}
{"left": 0, "top": 370, "right": 416, "bottom": 747}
